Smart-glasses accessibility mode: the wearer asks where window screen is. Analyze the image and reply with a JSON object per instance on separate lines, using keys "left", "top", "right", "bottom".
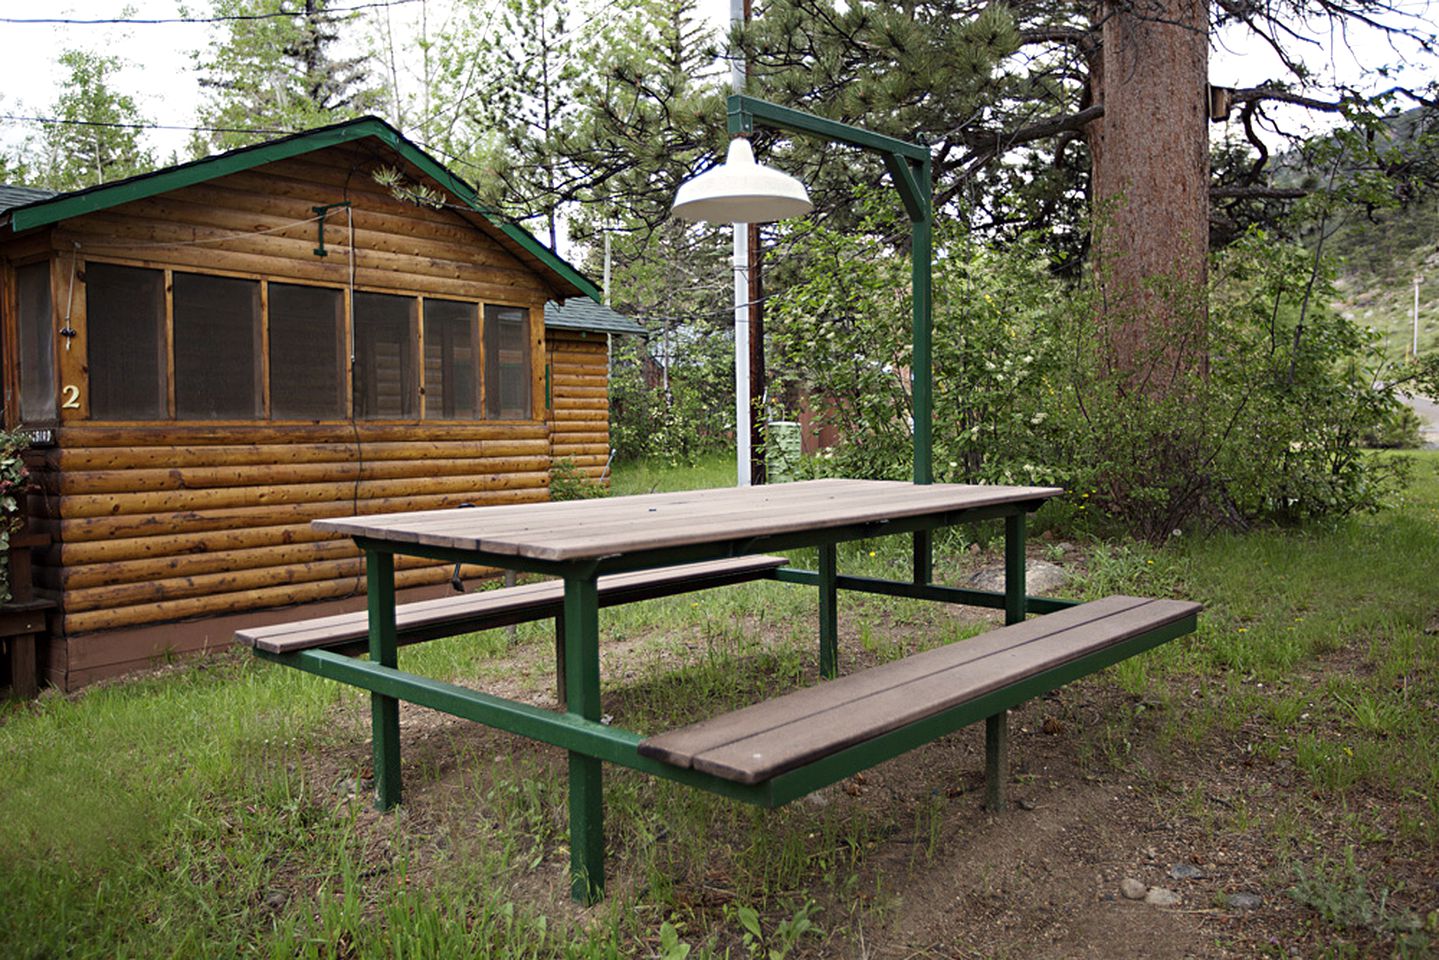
{"left": 16, "top": 262, "right": 56, "bottom": 423}
{"left": 173, "top": 272, "right": 261, "bottom": 419}
{"left": 424, "top": 299, "right": 478, "bottom": 419}
{"left": 484, "top": 304, "right": 531, "bottom": 420}
{"left": 353, "top": 292, "right": 417, "bottom": 419}
{"left": 270, "top": 284, "right": 345, "bottom": 419}
{"left": 86, "top": 263, "right": 167, "bottom": 420}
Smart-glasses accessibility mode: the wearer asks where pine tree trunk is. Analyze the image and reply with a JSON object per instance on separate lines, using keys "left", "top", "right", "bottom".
{"left": 1089, "top": 0, "right": 1210, "bottom": 393}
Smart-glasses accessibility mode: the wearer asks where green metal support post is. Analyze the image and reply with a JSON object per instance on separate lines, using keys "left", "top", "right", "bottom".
{"left": 1004, "top": 512, "right": 1027, "bottom": 627}
{"left": 987, "top": 511, "right": 1028, "bottom": 812}
{"left": 818, "top": 544, "right": 839, "bottom": 679}
{"left": 366, "top": 549, "right": 402, "bottom": 810}
{"left": 725, "top": 95, "right": 933, "bottom": 578}
{"left": 563, "top": 572, "right": 605, "bottom": 904}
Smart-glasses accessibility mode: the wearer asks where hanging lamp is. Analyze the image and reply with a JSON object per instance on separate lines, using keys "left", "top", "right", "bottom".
{"left": 671, "top": 137, "right": 812, "bottom": 223}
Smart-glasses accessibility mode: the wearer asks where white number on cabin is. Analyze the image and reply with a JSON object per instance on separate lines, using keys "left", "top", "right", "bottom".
{"left": 61, "top": 385, "right": 80, "bottom": 409}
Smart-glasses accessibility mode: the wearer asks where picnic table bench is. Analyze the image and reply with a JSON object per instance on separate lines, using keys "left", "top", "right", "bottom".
{"left": 242, "top": 479, "right": 1199, "bottom": 903}
{"left": 237, "top": 554, "right": 788, "bottom": 705}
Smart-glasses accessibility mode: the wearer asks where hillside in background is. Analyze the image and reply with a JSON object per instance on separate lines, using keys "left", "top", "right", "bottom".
{"left": 1330, "top": 198, "right": 1439, "bottom": 359}
{"left": 1322, "top": 108, "right": 1439, "bottom": 360}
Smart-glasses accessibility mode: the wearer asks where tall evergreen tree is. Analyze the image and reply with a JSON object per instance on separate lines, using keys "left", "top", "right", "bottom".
{"left": 192, "top": 0, "right": 388, "bottom": 153}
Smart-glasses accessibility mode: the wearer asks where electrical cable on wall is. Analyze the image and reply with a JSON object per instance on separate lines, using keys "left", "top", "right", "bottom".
{"left": 61, "top": 242, "right": 79, "bottom": 350}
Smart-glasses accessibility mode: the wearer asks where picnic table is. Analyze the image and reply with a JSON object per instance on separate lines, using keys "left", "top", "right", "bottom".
{"left": 248, "top": 478, "right": 1199, "bottom": 903}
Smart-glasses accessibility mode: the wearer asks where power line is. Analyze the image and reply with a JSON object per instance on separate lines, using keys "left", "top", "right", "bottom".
{"left": 0, "top": 1, "right": 420, "bottom": 26}
{"left": 0, "top": 113, "right": 295, "bottom": 136}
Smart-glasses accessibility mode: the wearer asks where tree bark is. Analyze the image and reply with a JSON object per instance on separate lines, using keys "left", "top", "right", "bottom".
{"left": 1089, "top": 0, "right": 1210, "bottom": 392}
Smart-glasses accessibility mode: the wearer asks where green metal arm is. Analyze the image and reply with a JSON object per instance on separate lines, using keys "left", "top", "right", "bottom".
{"left": 733, "top": 93, "right": 935, "bottom": 577}
{"left": 722, "top": 93, "right": 934, "bottom": 501}
{"left": 726, "top": 94, "right": 930, "bottom": 163}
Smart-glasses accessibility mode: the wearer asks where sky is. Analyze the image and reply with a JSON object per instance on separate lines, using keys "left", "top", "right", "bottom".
{"left": 0, "top": 0, "right": 1434, "bottom": 163}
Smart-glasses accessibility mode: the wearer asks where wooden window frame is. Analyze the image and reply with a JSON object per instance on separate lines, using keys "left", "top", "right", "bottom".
{"left": 75, "top": 253, "right": 545, "bottom": 425}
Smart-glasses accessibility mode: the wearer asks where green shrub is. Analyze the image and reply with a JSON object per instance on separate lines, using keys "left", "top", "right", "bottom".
{"left": 770, "top": 221, "right": 1412, "bottom": 539}
{"left": 548, "top": 457, "right": 608, "bottom": 501}
{"left": 608, "top": 325, "right": 735, "bottom": 464}
{"left": 0, "top": 430, "right": 31, "bottom": 604}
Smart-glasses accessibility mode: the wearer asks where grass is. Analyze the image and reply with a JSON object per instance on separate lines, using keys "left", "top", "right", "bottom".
{"left": 2, "top": 450, "right": 1437, "bottom": 957}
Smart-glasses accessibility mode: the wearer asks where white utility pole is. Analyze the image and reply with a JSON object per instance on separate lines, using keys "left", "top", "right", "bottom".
{"left": 730, "top": 0, "right": 751, "bottom": 486}
{"left": 1415, "top": 275, "right": 1423, "bottom": 359}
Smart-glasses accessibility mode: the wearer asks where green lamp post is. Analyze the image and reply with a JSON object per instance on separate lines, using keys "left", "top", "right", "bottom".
{"left": 673, "top": 94, "right": 936, "bottom": 579}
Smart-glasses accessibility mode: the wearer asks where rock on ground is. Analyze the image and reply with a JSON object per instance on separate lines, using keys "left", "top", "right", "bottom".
{"left": 969, "top": 559, "right": 1070, "bottom": 595}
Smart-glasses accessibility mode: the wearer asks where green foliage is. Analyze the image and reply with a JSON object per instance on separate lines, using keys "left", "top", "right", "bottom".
{"left": 426, "top": 0, "right": 599, "bottom": 249}
{"left": 608, "top": 320, "right": 734, "bottom": 464}
{"left": 727, "top": 899, "right": 820, "bottom": 960}
{"left": 26, "top": 50, "right": 155, "bottom": 190}
{"left": 773, "top": 208, "right": 1061, "bottom": 486}
{"left": 190, "top": 0, "right": 388, "bottom": 154}
{"left": 0, "top": 430, "right": 32, "bottom": 605}
{"left": 548, "top": 457, "right": 607, "bottom": 501}
{"left": 566, "top": 0, "right": 726, "bottom": 240}
{"left": 1361, "top": 401, "right": 1424, "bottom": 449}
{"left": 772, "top": 220, "right": 1412, "bottom": 537}
{"left": 1288, "top": 847, "right": 1427, "bottom": 942}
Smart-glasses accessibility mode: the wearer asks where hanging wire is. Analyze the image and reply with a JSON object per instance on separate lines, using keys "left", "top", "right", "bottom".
{"left": 0, "top": 2, "right": 421, "bottom": 25}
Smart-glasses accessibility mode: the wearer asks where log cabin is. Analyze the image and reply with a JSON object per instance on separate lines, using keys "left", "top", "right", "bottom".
{"left": 0, "top": 117, "right": 643, "bottom": 691}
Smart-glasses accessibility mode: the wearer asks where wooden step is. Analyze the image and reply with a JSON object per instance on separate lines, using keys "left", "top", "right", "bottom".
{"left": 236, "top": 554, "right": 788, "bottom": 654}
{"left": 638, "top": 595, "right": 1201, "bottom": 785}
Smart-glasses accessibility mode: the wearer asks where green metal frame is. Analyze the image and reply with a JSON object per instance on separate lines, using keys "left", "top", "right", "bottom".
{"left": 256, "top": 488, "right": 1194, "bottom": 904}
{"left": 4, "top": 116, "right": 601, "bottom": 303}
{"left": 259, "top": 601, "right": 1196, "bottom": 813}
{"left": 725, "top": 95, "right": 935, "bottom": 579}
{"left": 336, "top": 497, "right": 1073, "bottom": 900}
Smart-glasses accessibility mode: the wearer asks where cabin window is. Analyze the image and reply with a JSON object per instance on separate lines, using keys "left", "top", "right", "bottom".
{"left": 353, "top": 291, "right": 418, "bottom": 419}
{"left": 423, "top": 299, "right": 479, "bottom": 419}
{"left": 269, "top": 283, "right": 345, "bottom": 419}
{"left": 484, "top": 304, "right": 530, "bottom": 419}
{"left": 173, "top": 272, "right": 262, "bottom": 419}
{"left": 86, "top": 263, "right": 167, "bottom": 419}
{"left": 15, "top": 261, "right": 56, "bottom": 424}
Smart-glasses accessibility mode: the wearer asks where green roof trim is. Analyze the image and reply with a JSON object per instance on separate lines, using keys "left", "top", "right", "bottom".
{"left": 4, "top": 117, "right": 600, "bottom": 302}
{"left": 545, "top": 299, "right": 647, "bottom": 337}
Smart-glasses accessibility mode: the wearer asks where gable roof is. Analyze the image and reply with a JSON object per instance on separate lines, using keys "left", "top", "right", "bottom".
{"left": 0, "top": 117, "right": 599, "bottom": 302}
{"left": 544, "top": 298, "right": 646, "bottom": 337}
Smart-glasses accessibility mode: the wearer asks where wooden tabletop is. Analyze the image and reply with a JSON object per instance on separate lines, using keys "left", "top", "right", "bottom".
{"left": 313, "top": 478, "right": 1063, "bottom": 562}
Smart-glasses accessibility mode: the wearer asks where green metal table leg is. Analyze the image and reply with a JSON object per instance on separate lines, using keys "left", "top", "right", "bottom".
{"left": 1005, "top": 512, "right": 1027, "bottom": 626}
{"left": 984, "top": 711, "right": 1008, "bottom": 811}
{"left": 986, "top": 511, "right": 1027, "bottom": 813}
{"left": 818, "top": 543, "right": 838, "bottom": 679}
{"left": 366, "top": 549, "right": 401, "bottom": 811}
{"left": 563, "top": 574, "right": 604, "bottom": 903}
{"left": 912, "top": 530, "right": 933, "bottom": 586}
{"left": 554, "top": 610, "right": 567, "bottom": 709}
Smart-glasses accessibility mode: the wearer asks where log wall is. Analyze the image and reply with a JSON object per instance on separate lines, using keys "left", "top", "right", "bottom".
{"left": 29, "top": 422, "right": 550, "bottom": 638}
{"left": 547, "top": 330, "right": 611, "bottom": 480}
{"left": 0, "top": 137, "right": 597, "bottom": 689}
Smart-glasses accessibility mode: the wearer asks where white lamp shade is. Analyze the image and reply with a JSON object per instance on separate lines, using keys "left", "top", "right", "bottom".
{"left": 672, "top": 137, "right": 813, "bottom": 223}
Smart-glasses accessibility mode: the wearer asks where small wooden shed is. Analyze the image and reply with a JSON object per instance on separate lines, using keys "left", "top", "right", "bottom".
{"left": 0, "top": 117, "right": 642, "bottom": 690}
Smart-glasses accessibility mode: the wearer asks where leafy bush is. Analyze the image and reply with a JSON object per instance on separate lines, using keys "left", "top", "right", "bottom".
{"left": 770, "top": 220, "right": 1413, "bottom": 539}
{"left": 608, "top": 322, "right": 735, "bottom": 464}
{"left": 0, "top": 430, "right": 32, "bottom": 604}
{"left": 548, "top": 457, "right": 608, "bottom": 501}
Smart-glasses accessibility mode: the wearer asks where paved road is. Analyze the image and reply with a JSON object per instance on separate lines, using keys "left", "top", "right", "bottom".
{"left": 1404, "top": 393, "right": 1439, "bottom": 448}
